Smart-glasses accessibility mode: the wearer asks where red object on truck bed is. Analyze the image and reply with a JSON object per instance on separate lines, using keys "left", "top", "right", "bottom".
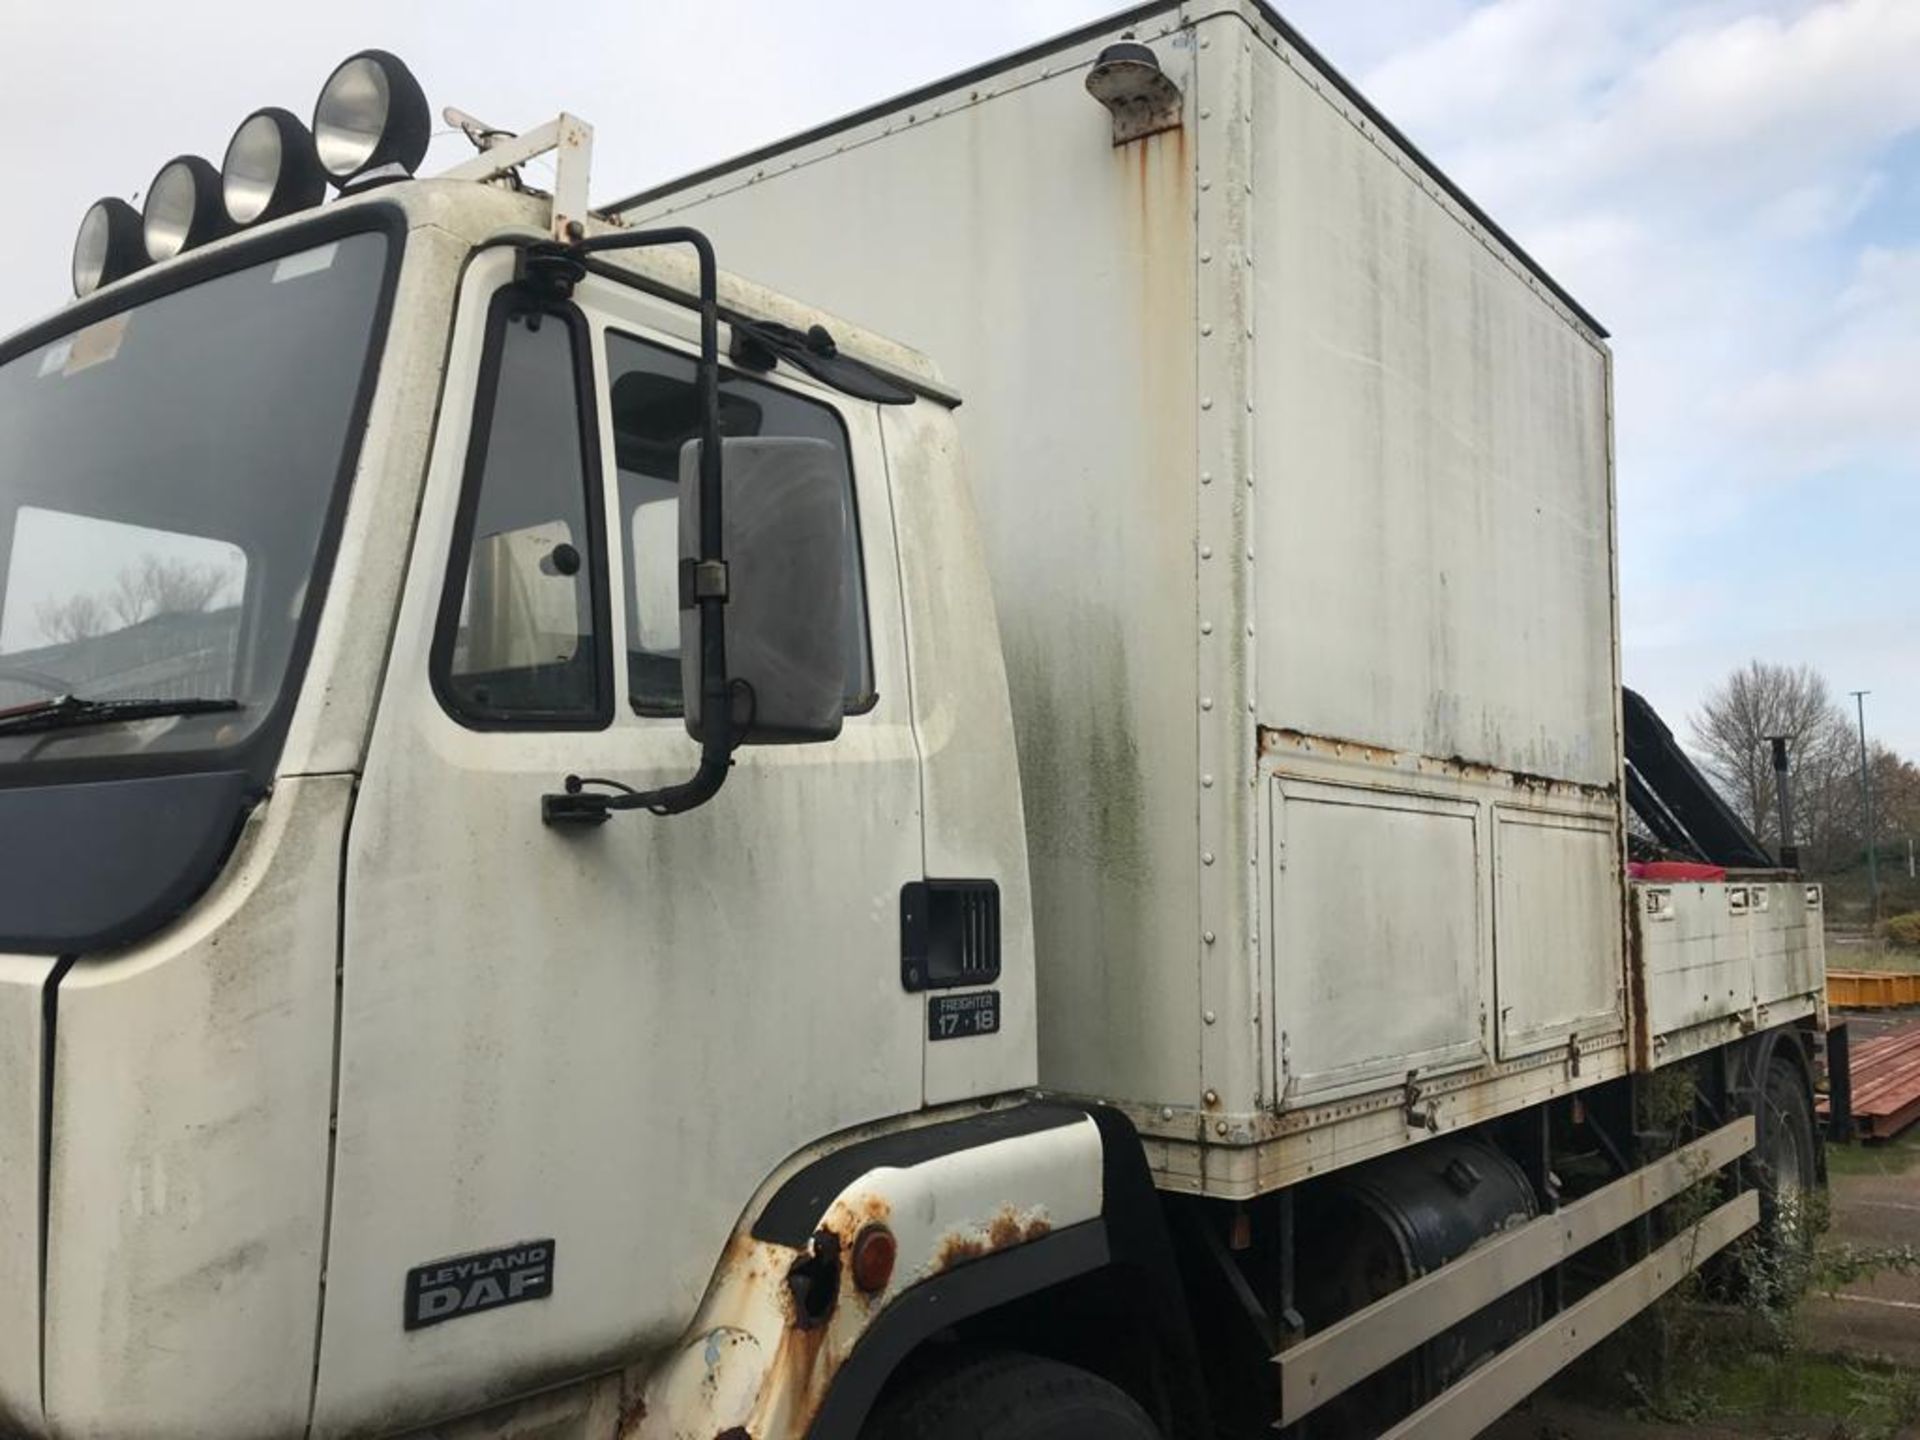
{"left": 1628, "top": 861, "right": 1728, "bottom": 882}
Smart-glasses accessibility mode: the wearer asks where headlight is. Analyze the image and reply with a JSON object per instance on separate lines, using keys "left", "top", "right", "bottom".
{"left": 222, "top": 107, "right": 328, "bottom": 225}
{"left": 312, "top": 50, "right": 429, "bottom": 187}
{"left": 144, "top": 155, "right": 230, "bottom": 262}
{"left": 72, "top": 197, "right": 148, "bottom": 297}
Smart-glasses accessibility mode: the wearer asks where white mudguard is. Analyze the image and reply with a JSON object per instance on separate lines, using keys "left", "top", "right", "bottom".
{"left": 629, "top": 1102, "right": 1106, "bottom": 1440}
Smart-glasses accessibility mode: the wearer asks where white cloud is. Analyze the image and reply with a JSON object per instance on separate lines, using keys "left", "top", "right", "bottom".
{"left": 1368, "top": 0, "right": 1920, "bottom": 224}
{"left": 1621, "top": 0, "right": 1920, "bottom": 162}
{"left": 1364, "top": 0, "right": 1634, "bottom": 140}
{"left": 1710, "top": 243, "right": 1920, "bottom": 473}
{"left": 1752, "top": 171, "right": 1885, "bottom": 239}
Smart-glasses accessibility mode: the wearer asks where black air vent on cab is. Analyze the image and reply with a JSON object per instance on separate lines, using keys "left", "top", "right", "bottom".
{"left": 900, "top": 880, "right": 1001, "bottom": 992}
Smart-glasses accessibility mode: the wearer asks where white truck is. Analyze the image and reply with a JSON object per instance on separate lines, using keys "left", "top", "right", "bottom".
{"left": 0, "top": 6, "right": 1831, "bottom": 1439}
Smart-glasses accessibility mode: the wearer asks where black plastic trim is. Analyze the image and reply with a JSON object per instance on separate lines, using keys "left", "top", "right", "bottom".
{"left": 36, "top": 954, "right": 76, "bottom": 1413}
{"left": 608, "top": 2, "right": 1605, "bottom": 339}
{"left": 0, "top": 771, "right": 256, "bottom": 955}
{"left": 428, "top": 289, "right": 616, "bottom": 732}
{"left": 1085, "top": 1103, "right": 1212, "bottom": 1437}
{"left": 579, "top": 257, "right": 960, "bottom": 410}
{"left": 804, "top": 1221, "right": 1112, "bottom": 1440}
{"left": 0, "top": 205, "right": 407, "bottom": 797}
{"left": 753, "top": 1102, "right": 1087, "bottom": 1247}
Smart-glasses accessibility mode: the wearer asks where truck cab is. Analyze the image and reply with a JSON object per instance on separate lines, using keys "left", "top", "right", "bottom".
{"left": 1, "top": 137, "right": 1064, "bottom": 1434}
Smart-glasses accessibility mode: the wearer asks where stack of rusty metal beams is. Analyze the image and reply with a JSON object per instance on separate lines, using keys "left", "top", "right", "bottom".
{"left": 1819, "top": 1019, "right": 1920, "bottom": 1141}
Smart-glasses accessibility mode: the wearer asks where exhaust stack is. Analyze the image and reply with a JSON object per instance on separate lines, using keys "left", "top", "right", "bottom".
{"left": 1769, "top": 735, "right": 1798, "bottom": 870}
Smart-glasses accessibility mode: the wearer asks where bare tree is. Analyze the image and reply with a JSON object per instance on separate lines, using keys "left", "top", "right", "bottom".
{"left": 1866, "top": 743, "right": 1920, "bottom": 863}
{"left": 107, "top": 554, "right": 238, "bottom": 627}
{"left": 1690, "top": 660, "right": 1856, "bottom": 863}
{"left": 34, "top": 591, "right": 111, "bottom": 644}
{"left": 27, "top": 554, "right": 239, "bottom": 652}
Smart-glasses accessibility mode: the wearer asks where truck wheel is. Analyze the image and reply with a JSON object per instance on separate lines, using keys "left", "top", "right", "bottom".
{"left": 1753, "top": 1053, "right": 1817, "bottom": 1266}
{"left": 863, "top": 1349, "right": 1160, "bottom": 1440}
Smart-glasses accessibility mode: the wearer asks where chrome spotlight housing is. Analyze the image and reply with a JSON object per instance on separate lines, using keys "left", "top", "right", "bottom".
{"left": 222, "top": 107, "right": 328, "bottom": 225}
{"left": 73, "top": 197, "right": 148, "bottom": 297}
{"left": 312, "top": 50, "right": 430, "bottom": 188}
{"left": 143, "top": 155, "right": 231, "bottom": 262}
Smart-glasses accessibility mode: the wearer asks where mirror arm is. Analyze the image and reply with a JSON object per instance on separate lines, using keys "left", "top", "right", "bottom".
{"left": 536, "top": 226, "right": 735, "bottom": 827}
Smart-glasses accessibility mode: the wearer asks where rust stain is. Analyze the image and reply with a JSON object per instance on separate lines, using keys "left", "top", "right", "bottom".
{"left": 844, "top": 1193, "right": 892, "bottom": 1230}
{"left": 617, "top": 1390, "right": 647, "bottom": 1433}
{"left": 936, "top": 1231, "right": 988, "bottom": 1269}
{"left": 1257, "top": 725, "right": 1618, "bottom": 801}
{"left": 817, "top": 1191, "right": 892, "bottom": 1248}
{"left": 741, "top": 1213, "right": 885, "bottom": 1437}
{"left": 756, "top": 1292, "right": 836, "bottom": 1437}
{"left": 933, "top": 1205, "right": 1052, "bottom": 1275}
{"left": 987, "top": 1210, "right": 1025, "bottom": 1250}
{"left": 1626, "top": 896, "right": 1652, "bottom": 1070}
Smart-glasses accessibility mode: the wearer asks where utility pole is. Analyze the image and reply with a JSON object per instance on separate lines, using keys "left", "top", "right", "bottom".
{"left": 1851, "top": 690, "right": 1879, "bottom": 922}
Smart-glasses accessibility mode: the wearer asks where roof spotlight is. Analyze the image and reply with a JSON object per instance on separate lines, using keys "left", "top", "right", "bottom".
{"left": 222, "top": 107, "right": 328, "bottom": 225}
{"left": 143, "top": 155, "right": 232, "bottom": 263}
{"left": 312, "top": 50, "right": 430, "bottom": 188}
{"left": 72, "top": 197, "right": 148, "bottom": 298}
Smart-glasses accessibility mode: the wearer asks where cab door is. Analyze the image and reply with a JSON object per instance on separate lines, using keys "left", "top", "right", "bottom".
{"left": 312, "top": 250, "right": 926, "bottom": 1435}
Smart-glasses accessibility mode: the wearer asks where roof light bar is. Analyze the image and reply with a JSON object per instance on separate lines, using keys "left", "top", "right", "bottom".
{"left": 65, "top": 48, "right": 477, "bottom": 298}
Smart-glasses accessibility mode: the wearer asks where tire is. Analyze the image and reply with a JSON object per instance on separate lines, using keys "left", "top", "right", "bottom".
{"left": 1753, "top": 1052, "right": 1819, "bottom": 1268}
{"left": 863, "top": 1348, "right": 1161, "bottom": 1440}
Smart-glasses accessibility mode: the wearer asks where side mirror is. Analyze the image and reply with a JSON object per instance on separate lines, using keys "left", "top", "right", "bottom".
{"left": 679, "top": 437, "right": 850, "bottom": 745}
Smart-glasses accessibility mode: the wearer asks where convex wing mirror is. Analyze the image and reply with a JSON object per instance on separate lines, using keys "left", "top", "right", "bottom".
{"left": 679, "top": 436, "right": 850, "bottom": 745}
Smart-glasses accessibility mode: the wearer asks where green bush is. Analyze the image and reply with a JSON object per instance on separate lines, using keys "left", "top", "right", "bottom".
{"left": 1886, "top": 912, "right": 1920, "bottom": 948}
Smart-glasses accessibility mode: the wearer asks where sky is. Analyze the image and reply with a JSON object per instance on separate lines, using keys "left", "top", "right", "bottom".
{"left": 1, "top": 0, "right": 1914, "bottom": 756}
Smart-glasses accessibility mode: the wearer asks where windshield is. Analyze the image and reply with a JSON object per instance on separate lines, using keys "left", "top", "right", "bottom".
{"left": 0, "top": 229, "right": 390, "bottom": 771}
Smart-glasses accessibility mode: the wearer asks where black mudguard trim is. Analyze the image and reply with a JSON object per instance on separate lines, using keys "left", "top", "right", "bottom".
{"left": 0, "top": 771, "right": 253, "bottom": 953}
{"left": 1086, "top": 1104, "right": 1212, "bottom": 1437}
{"left": 753, "top": 1101, "right": 1087, "bottom": 1247}
{"left": 805, "top": 1221, "right": 1111, "bottom": 1439}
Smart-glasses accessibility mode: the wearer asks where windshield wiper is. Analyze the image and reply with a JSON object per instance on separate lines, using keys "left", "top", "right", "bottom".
{"left": 0, "top": 695, "right": 242, "bottom": 738}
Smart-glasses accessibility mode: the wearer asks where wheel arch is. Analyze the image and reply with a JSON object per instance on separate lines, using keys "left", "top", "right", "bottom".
{"left": 1747, "top": 1024, "right": 1815, "bottom": 1103}
{"left": 1741, "top": 1022, "right": 1826, "bottom": 1219}
{"left": 805, "top": 1106, "right": 1209, "bottom": 1439}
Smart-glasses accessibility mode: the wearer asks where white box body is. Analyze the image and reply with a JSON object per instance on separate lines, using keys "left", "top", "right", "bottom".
{"left": 626, "top": 1, "right": 1625, "bottom": 1193}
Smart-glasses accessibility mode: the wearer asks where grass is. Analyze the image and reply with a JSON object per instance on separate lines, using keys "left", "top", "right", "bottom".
{"left": 1824, "top": 1129, "right": 1920, "bottom": 1178}
{"left": 1828, "top": 936, "right": 1920, "bottom": 974}
{"left": 1703, "top": 1349, "right": 1920, "bottom": 1439}
{"left": 1818, "top": 867, "right": 1920, "bottom": 931}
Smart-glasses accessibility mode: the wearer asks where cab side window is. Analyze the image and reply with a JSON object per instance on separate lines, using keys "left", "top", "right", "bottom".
{"left": 434, "top": 302, "right": 609, "bottom": 728}
{"left": 605, "top": 331, "right": 875, "bottom": 716}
